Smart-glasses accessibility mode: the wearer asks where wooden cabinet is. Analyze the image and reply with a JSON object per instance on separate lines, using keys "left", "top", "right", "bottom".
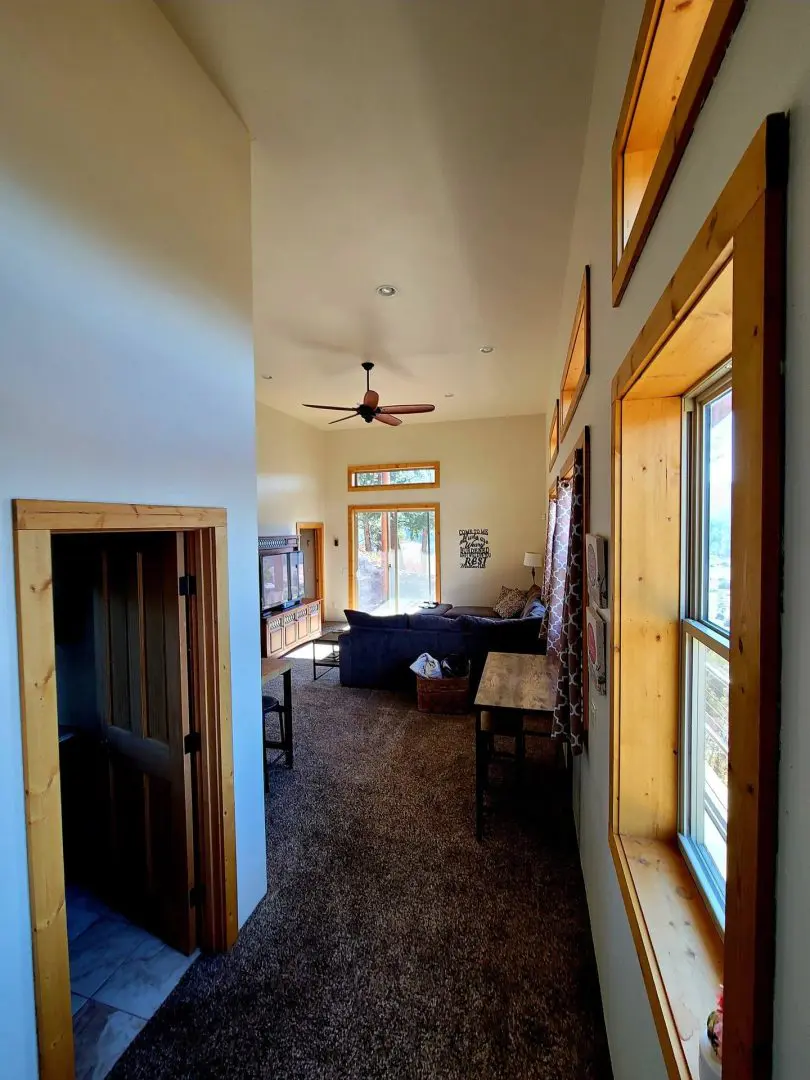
{"left": 262, "top": 598, "right": 323, "bottom": 659}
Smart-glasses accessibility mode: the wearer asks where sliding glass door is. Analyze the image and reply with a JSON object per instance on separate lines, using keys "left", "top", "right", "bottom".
{"left": 350, "top": 505, "right": 439, "bottom": 614}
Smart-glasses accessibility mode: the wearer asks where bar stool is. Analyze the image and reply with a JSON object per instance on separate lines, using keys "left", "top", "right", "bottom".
{"left": 262, "top": 693, "right": 286, "bottom": 791}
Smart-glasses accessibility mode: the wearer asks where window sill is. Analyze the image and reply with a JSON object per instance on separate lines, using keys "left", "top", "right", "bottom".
{"left": 609, "top": 833, "right": 722, "bottom": 1079}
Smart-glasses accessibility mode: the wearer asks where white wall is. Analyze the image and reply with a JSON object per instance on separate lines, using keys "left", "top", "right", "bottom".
{"left": 256, "top": 402, "right": 327, "bottom": 535}
{"left": 322, "top": 415, "right": 545, "bottom": 620}
{"left": 0, "top": 3, "right": 266, "bottom": 1075}
{"left": 547, "top": 1, "right": 810, "bottom": 1076}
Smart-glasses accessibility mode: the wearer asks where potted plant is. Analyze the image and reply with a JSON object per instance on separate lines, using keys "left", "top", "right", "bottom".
{"left": 699, "top": 987, "right": 723, "bottom": 1078}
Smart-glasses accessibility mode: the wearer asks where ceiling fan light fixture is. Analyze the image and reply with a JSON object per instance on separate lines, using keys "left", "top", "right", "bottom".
{"left": 302, "top": 360, "right": 435, "bottom": 428}
{"left": 479, "top": 345, "right": 494, "bottom": 354}
{"left": 376, "top": 284, "right": 397, "bottom": 297}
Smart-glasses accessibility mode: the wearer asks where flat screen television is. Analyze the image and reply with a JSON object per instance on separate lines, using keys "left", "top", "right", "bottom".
{"left": 261, "top": 550, "right": 304, "bottom": 613}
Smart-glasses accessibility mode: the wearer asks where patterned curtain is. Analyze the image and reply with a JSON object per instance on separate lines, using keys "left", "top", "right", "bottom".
{"left": 540, "top": 492, "right": 557, "bottom": 605}
{"left": 545, "top": 479, "right": 572, "bottom": 664}
{"left": 552, "top": 449, "right": 585, "bottom": 755}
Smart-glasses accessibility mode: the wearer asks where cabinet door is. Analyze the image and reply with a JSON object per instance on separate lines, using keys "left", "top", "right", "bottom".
{"left": 269, "top": 624, "right": 283, "bottom": 655}
{"left": 296, "top": 612, "right": 309, "bottom": 640}
{"left": 309, "top": 605, "right": 321, "bottom": 635}
{"left": 284, "top": 619, "right": 297, "bottom": 648}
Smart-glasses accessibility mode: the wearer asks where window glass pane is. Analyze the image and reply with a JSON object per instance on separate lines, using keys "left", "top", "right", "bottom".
{"left": 352, "top": 508, "right": 437, "bottom": 614}
{"left": 703, "top": 390, "right": 732, "bottom": 632}
{"left": 692, "top": 638, "right": 729, "bottom": 887}
{"left": 352, "top": 465, "right": 437, "bottom": 488}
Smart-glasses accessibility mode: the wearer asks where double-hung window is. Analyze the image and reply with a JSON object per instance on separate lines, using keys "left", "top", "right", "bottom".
{"left": 680, "top": 366, "right": 732, "bottom": 932}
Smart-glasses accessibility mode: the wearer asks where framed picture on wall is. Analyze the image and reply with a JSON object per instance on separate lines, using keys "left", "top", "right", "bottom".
{"left": 586, "top": 533, "right": 608, "bottom": 608}
{"left": 586, "top": 606, "right": 607, "bottom": 696}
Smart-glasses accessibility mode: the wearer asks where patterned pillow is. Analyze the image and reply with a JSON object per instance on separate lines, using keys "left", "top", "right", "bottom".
{"left": 493, "top": 586, "right": 528, "bottom": 619}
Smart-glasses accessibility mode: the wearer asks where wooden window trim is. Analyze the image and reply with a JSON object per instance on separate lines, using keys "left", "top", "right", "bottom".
{"left": 347, "top": 502, "right": 441, "bottom": 611}
{"left": 346, "top": 461, "right": 440, "bottom": 492}
{"left": 12, "top": 500, "right": 237, "bottom": 1080}
{"left": 609, "top": 115, "right": 787, "bottom": 1080}
{"left": 611, "top": 0, "right": 747, "bottom": 306}
{"left": 559, "top": 267, "right": 591, "bottom": 441}
{"left": 548, "top": 401, "right": 560, "bottom": 470}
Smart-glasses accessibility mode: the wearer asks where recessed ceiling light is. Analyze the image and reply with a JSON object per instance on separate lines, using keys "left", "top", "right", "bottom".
{"left": 261, "top": 374, "right": 273, "bottom": 380}
{"left": 376, "top": 285, "right": 397, "bottom": 297}
{"left": 479, "top": 345, "right": 494, "bottom": 354}
{"left": 444, "top": 393, "right": 455, "bottom": 398}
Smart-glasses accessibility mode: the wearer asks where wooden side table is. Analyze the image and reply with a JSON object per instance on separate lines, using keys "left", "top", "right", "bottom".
{"left": 473, "top": 651, "right": 558, "bottom": 840}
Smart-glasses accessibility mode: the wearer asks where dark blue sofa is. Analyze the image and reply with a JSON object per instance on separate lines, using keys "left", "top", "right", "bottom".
{"left": 338, "top": 609, "right": 546, "bottom": 694}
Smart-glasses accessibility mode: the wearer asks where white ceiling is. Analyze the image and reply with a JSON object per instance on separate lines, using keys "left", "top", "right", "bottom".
{"left": 158, "top": 0, "right": 603, "bottom": 429}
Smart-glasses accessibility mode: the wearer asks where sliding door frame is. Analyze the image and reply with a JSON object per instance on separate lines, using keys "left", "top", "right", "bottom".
{"left": 347, "top": 502, "right": 441, "bottom": 611}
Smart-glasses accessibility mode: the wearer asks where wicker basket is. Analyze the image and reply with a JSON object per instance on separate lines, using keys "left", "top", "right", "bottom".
{"left": 416, "top": 673, "right": 471, "bottom": 714}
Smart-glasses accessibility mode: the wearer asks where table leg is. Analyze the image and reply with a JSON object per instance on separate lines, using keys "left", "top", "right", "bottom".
{"left": 475, "top": 710, "right": 486, "bottom": 841}
{"left": 516, "top": 729, "right": 526, "bottom": 792}
{"left": 283, "top": 667, "right": 293, "bottom": 769}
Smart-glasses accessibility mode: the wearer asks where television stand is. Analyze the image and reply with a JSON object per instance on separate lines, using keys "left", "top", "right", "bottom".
{"left": 261, "top": 597, "right": 323, "bottom": 659}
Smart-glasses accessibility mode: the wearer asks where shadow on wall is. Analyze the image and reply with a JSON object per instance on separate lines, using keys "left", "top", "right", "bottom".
{"left": 0, "top": 0, "right": 251, "bottom": 325}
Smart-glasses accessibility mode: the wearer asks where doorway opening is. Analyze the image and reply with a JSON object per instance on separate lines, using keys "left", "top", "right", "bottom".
{"left": 54, "top": 530, "right": 200, "bottom": 1075}
{"left": 296, "top": 521, "right": 325, "bottom": 608}
{"left": 348, "top": 503, "right": 440, "bottom": 614}
{"left": 13, "top": 501, "right": 237, "bottom": 1080}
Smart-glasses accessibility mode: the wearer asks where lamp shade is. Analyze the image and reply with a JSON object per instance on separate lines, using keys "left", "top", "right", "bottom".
{"left": 523, "top": 551, "right": 543, "bottom": 568}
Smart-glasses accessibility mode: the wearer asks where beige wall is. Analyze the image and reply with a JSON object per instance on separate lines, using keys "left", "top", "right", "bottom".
{"left": 0, "top": 2, "right": 261, "bottom": 1074}
{"left": 322, "top": 415, "right": 545, "bottom": 621}
{"left": 546, "top": 1, "right": 810, "bottom": 1076}
{"left": 256, "top": 402, "right": 327, "bottom": 535}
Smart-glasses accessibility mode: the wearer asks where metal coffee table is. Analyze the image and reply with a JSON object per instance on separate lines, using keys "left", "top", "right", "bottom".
{"left": 313, "top": 628, "right": 344, "bottom": 680}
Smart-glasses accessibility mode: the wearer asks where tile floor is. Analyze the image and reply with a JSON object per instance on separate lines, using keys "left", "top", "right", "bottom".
{"left": 67, "top": 886, "right": 197, "bottom": 1080}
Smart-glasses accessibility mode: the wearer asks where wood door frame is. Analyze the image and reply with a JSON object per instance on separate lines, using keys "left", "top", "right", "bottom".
{"left": 296, "top": 521, "right": 325, "bottom": 608}
{"left": 347, "top": 502, "right": 441, "bottom": 610}
{"left": 12, "top": 500, "right": 238, "bottom": 1080}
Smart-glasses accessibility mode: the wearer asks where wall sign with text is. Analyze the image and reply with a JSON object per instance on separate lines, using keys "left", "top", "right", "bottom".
{"left": 459, "top": 528, "right": 491, "bottom": 569}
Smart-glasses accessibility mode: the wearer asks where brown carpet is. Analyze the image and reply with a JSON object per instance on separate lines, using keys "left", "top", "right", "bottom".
{"left": 111, "top": 656, "right": 613, "bottom": 1079}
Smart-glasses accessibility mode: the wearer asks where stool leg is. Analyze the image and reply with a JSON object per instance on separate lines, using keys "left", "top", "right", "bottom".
{"left": 284, "top": 668, "right": 293, "bottom": 769}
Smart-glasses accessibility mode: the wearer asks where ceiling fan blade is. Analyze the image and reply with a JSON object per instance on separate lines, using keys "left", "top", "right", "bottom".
{"left": 363, "top": 389, "right": 380, "bottom": 409}
{"left": 374, "top": 413, "right": 402, "bottom": 427}
{"left": 328, "top": 412, "right": 361, "bottom": 425}
{"left": 302, "top": 404, "right": 358, "bottom": 411}
{"left": 378, "top": 404, "right": 436, "bottom": 415}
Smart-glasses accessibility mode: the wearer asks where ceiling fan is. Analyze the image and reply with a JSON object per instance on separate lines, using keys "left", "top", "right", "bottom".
{"left": 302, "top": 362, "right": 436, "bottom": 426}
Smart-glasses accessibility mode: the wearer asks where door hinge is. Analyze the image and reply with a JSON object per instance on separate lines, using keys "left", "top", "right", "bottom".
{"left": 184, "top": 731, "right": 202, "bottom": 755}
{"left": 189, "top": 883, "right": 205, "bottom": 908}
{"left": 179, "top": 574, "right": 197, "bottom": 597}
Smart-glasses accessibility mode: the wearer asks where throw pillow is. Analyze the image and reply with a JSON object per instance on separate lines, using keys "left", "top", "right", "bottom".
{"left": 493, "top": 586, "right": 528, "bottom": 619}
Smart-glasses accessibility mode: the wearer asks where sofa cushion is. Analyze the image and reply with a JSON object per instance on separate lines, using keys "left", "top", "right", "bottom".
{"left": 493, "top": 586, "right": 528, "bottom": 619}
{"left": 408, "top": 613, "right": 462, "bottom": 632}
{"left": 456, "top": 613, "right": 546, "bottom": 646}
{"left": 444, "top": 605, "right": 499, "bottom": 619}
{"left": 344, "top": 609, "right": 409, "bottom": 630}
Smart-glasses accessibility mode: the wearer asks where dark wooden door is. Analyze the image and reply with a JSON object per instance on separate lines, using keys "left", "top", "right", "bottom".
{"left": 100, "top": 532, "right": 196, "bottom": 954}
